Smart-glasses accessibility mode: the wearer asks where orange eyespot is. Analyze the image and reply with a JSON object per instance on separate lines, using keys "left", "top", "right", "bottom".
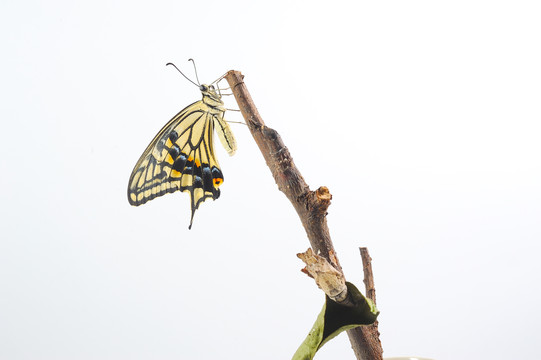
{"left": 213, "top": 178, "right": 223, "bottom": 187}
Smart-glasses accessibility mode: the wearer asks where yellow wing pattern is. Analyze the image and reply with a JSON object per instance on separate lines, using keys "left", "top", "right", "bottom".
{"left": 128, "top": 84, "right": 236, "bottom": 229}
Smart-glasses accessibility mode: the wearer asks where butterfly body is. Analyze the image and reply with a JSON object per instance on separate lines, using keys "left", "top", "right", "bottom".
{"left": 128, "top": 84, "right": 236, "bottom": 229}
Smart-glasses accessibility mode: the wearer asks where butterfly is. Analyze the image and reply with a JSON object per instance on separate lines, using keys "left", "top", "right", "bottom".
{"left": 127, "top": 62, "right": 237, "bottom": 229}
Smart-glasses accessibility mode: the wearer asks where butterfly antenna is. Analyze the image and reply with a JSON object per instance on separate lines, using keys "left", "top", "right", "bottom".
{"left": 188, "top": 58, "right": 201, "bottom": 86}
{"left": 166, "top": 62, "right": 199, "bottom": 88}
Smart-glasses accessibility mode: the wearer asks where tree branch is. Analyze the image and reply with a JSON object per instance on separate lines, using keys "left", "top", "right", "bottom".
{"left": 225, "top": 70, "right": 382, "bottom": 360}
{"left": 347, "top": 248, "right": 383, "bottom": 360}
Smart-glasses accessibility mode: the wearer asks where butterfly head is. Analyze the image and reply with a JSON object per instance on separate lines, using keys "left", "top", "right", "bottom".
{"left": 200, "top": 84, "right": 224, "bottom": 107}
{"left": 200, "top": 84, "right": 218, "bottom": 95}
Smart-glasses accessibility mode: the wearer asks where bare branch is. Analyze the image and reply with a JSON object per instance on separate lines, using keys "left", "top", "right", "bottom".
{"left": 346, "top": 248, "right": 383, "bottom": 360}
{"left": 224, "top": 71, "right": 340, "bottom": 269}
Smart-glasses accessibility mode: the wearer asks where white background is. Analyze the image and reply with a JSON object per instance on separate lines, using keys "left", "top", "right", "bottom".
{"left": 1, "top": 1, "right": 540, "bottom": 359}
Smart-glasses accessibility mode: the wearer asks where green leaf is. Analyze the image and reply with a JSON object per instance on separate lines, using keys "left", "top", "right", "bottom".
{"left": 292, "top": 282, "right": 379, "bottom": 360}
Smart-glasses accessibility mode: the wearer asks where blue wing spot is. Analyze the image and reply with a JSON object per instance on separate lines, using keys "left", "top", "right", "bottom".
{"left": 173, "top": 153, "right": 188, "bottom": 172}
{"left": 169, "top": 144, "right": 181, "bottom": 158}
{"left": 169, "top": 130, "right": 179, "bottom": 142}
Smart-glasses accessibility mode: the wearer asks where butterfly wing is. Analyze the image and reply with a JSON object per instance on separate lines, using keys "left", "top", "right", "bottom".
{"left": 127, "top": 100, "right": 225, "bottom": 229}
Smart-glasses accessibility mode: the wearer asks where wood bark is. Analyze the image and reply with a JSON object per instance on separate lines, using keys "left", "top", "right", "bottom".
{"left": 225, "top": 70, "right": 382, "bottom": 360}
{"left": 348, "top": 248, "right": 383, "bottom": 360}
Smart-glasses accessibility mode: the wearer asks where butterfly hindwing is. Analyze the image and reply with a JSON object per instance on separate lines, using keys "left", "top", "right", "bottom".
{"left": 128, "top": 100, "right": 226, "bottom": 228}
